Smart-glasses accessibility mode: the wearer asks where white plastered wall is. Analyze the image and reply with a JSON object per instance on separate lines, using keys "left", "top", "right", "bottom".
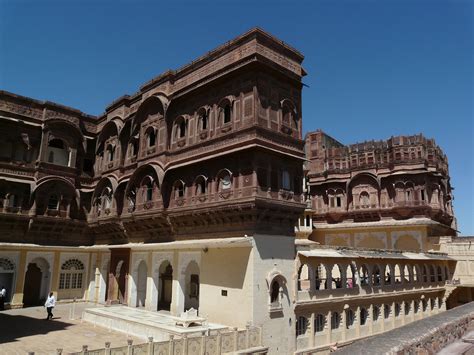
{"left": 250, "top": 234, "right": 296, "bottom": 355}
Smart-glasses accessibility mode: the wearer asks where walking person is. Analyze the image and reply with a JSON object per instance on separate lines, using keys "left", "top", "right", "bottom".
{"left": 44, "top": 292, "right": 56, "bottom": 320}
{"left": 0, "top": 286, "right": 6, "bottom": 310}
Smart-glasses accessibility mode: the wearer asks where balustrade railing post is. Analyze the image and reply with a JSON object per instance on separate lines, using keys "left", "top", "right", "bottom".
{"left": 183, "top": 334, "right": 188, "bottom": 354}
{"left": 127, "top": 339, "right": 133, "bottom": 355}
{"left": 56, "top": 349, "right": 63, "bottom": 355}
{"left": 105, "top": 342, "right": 111, "bottom": 355}
{"left": 168, "top": 335, "right": 174, "bottom": 355}
{"left": 81, "top": 345, "right": 88, "bottom": 355}
{"left": 216, "top": 331, "right": 222, "bottom": 354}
{"left": 200, "top": 330, "right": 206, "bottom": 355}
{"left": 233, "top": 327, "right": 238, "bottom": 352}
{"left": 147, "top": 337, "right": 154, "bottom": 355}
{"left": 245, "top": 324, "right": 250, "bottom": 348}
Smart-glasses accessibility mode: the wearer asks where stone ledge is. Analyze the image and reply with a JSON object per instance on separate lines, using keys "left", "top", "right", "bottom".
{"left": 334, "top": 301, "right": 474, "bottom": 355}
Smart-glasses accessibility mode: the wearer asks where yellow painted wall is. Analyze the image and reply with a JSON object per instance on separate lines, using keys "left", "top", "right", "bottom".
{"left": 310, "top": 224, "right": 434, "bottom": 251}
{"left": 200, "top": 247, "right": 253, "bottom": 328}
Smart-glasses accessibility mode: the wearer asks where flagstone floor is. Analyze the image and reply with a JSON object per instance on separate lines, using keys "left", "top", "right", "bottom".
{"left": 0, "top": 302, "right": 142, "bottom": 355}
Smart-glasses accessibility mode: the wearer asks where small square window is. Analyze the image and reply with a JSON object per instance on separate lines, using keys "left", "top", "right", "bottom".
{"left": 221, "top": 290, "right": 228, "bottom": 296}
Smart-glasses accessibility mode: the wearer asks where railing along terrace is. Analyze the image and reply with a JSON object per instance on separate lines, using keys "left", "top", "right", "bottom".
{"left": 63, "top": 326, "right": 263, "bottom": 355}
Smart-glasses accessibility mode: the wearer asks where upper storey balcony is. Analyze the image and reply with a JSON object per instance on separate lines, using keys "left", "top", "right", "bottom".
{"left": 91, "top": 28, "right": 306, "bottom": 182}
{"left": 293, "top": 245, "right": 453, "bottom": 353}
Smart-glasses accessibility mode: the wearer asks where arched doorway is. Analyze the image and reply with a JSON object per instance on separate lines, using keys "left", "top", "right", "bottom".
{"left": 23, "top": 258, "right": 50, "bottom": 306}
{"left": 184, "top": 261, "right": 200, "bottom": 311}
{"left": 158, "top": 261, "right": 173, "bottom": 311}
{"left": 136, "top": 260, "right": 147, "bottom": 307}
{"left": 0, "top": 258, "right": 15, "bottom": 303}
{"left": 115, "top": 260, "right": 127, "bottom": 304}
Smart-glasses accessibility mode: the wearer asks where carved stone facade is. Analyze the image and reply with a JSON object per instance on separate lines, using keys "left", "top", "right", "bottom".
{"left": 298, "top": 130, "right": 456, "bottom": 251}
{"left": 0, "top": 28, "right": 306, "bottom": 246}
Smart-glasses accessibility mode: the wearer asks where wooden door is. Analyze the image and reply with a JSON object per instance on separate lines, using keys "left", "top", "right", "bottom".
{"left": 23, "top": 264, "right": 42, "bottom": 306}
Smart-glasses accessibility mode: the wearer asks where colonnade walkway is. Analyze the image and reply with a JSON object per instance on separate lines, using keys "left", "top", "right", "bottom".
{"left": 335, "top": 301, "right": 474, "bottom": 355}
{"left": 0, "top": 302, "right": 142, "bottom": 354}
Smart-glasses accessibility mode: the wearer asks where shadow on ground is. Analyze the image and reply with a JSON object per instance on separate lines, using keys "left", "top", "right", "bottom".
{"left": 0, "top": 313, "right": 73, "bottom": 345}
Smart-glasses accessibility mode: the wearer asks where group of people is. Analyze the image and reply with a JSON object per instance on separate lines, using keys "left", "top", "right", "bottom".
{"left": 0, "top": 286, "right": 56, "bottom": 320}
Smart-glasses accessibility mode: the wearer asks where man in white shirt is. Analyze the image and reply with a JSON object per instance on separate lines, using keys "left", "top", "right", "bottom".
{"left": 0, "top": 286, "right": 6, "bottom": 310}
{"left": 44, "top": 292, "right": 56, "bottom": 320}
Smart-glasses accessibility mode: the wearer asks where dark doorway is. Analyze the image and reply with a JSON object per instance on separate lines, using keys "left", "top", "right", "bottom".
{"left": 117, "top": 262, "right": 126, "bottom": 304}
{"left": 23, "top": 264, "right": 42, "bottom": 306}
{"left": 158, "top": 263, "right": 173, "bottom": 311}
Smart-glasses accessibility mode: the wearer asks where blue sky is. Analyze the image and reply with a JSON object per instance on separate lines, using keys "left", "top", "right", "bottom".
{"left": 1, "top": 0, "right": 472, "bottom": 234}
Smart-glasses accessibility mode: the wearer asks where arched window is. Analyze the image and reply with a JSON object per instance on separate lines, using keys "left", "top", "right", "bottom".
{"left": 430, "top": 298, "right": 435, "bottom": 310}
{"left": 315, "top": 264, "right": 327, "bottom": 290}
{"left": 372, "top": 265, "right": 381, "bottom": 286}
{"left": 315, "top": 314, "right": 325, "bottom": 333}
{"left": 48, "top": 195, "right": 59, "bottom": 210}
{"left": 145, "top": 181, "right": 153, "bottom": 202}
{"left": 199, "top": 110, "right": 208, "bottom": 130}
{"left": 331, "top": 264, "right": 344, "bottom": 289}
{"left": 346, "top": 264, "right": 356, "bottom": 288}
{"left": 384, "top": 304, "right": 391, "bottom": 319}
{"left": 174, "top": 180, "right": 185, "bottom": 199}
{"left": 146, "top": 129, "right": 156, "bottom": 147}
{"left": 217, "top": 170, "right": 232, "bottom": 191}
{"left": 129, "top": 139, "right": 138, "bottom": 157}
{"left": 422, "top": 299, "right": 428, "bottom": 312}
{"left": 360, "top": 307, "right": 368, "bottom": 325}
{"left": 373, "top": 305, "right": 380, "bottom": 322}
{"left": 223, "top": 104, "right": 231, "bottom": 124}
{"left": 395, "top": 303, "right": 401, "bottom": 317}
{"left": 331, "top": 312, "right": 340, "bottom": 330}
{"left": 359, "top": 264, "right": 369, "bottom": 286}
{"left": 384, "top": 264, "right": 392, "bottom": 284}
{"left": 437, "top": 265, "right": 443, "bottom": 282}
{"left": 404, "top": 301, "right": 410, "bottom": 315}
{"left": 47, "top": 138, "right": 69, "bottom": 166}
{"left": 298, "top": 264, "right": 310, "bottom": 291}
{"left": 270, "top": 279, "right": 280, "bottom": 304}
{"left": 106, "top": 145, "right": 115, "bottom": 162}
{"left": 394, "top": 264, "right": 402, "bottom": 283}
{"left": 346, "top": 309, "right": 355, "bottom": 329}
{"left": 296, "top": 316, "right": 308, "bottom": 337}
{"left": 59, "top": 259, "right": 85, "bottom": 290}
{"left": 414, "top": 300, "right": 419, "bottom": 314}
{"left": 127, "top": 189, "right": 136, "bottom": 212}
{"left": 179, "top": 120, "right": 186, "bottom": 138}
{"left": 102, "top": 187, "right": 112, "bottom": 210}
{"left": 195, "top": 176, "right": 207, "bottom": 195}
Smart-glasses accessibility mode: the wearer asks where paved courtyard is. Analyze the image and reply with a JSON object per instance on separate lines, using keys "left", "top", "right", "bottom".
{"left": 0, "top": 303, "right": 143, "bottom": 355}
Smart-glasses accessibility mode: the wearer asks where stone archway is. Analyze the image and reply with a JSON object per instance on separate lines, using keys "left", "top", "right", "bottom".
{"left": 184, "top": 261, "right": 200, "bottom": 311}
{"left": 158, "top": 261, "right": 173, "bottom": 311}
{"left": 23, "top": 257, "right": 50, "bottom": 306}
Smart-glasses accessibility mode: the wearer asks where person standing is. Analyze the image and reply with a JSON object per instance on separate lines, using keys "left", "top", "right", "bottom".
{"left": 44, "top": 292, "right": 56, "bottom": 320}
{"left": 0, "top": 286, "right": 6, "bottom": 310}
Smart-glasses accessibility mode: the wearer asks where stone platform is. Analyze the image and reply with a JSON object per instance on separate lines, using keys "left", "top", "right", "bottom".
{"left": 83, "top": 306, "right": 228, "bottom": 342}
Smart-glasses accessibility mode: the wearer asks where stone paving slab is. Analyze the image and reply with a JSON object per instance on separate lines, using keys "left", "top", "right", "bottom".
{"left": 0, "top": 303, "right": 142, "bottom": 355}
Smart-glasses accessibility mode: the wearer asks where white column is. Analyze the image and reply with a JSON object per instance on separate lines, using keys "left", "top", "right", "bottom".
{"left": 174, "top": 271, "right": 186, "bottom": 316}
